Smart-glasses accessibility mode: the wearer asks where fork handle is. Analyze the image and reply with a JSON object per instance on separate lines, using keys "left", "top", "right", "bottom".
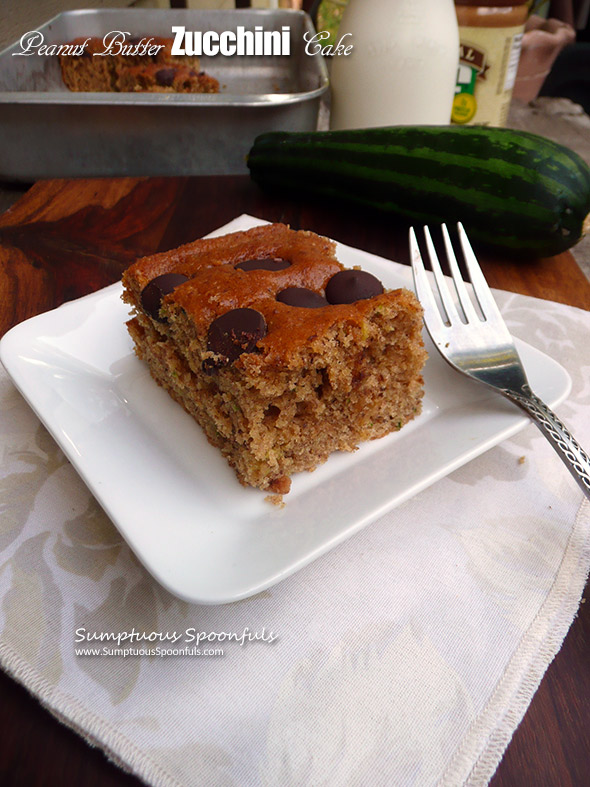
{"left": 502, "top": 386, "right": 590, "bottom": 499}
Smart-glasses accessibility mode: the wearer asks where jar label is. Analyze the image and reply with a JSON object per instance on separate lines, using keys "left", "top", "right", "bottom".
{"left": 452, "top": 24, "right": 525, "bottom": 127}
{"left": 504, "top": 32, "right": 524, "bottom": 92}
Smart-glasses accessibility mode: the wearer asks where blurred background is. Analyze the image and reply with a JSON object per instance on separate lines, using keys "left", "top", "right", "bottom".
{"left": 2, "top": 0, "right": 588, "bottom": 273}
{"left": 2, "top": 0, "right": 589, "bottom": 115}
{"left": 0, "top": 1, "right": 305, "bottom": 52}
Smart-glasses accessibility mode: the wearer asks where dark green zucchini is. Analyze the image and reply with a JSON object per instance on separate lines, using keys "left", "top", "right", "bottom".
{"left": 247, "top": 125, "right": 590, "bottom": 257}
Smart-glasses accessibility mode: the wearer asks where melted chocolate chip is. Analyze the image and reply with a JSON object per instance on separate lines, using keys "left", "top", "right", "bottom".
{"left": 325, "top": 270, "right": 384, "bottom": 304}
{"left": 206, "top": 308, "right": 267, "bottom": 369}
{"left": 140, "top": 273, "right": 189, "bottom": 321}
{"left": 235, "top": 257, "right": 291, "bottom": 272}
{"left": 276, "top": 287, "right": 328, "bottom": 308}
{"left": 155, "top": 67, "right": 176, "bottom": 87}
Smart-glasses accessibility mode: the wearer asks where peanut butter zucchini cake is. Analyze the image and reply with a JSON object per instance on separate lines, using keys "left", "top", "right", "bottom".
{"left": 122, "top": 224, "right": 427, "bottom": 494}
{"left": 58, "top": 36, "right": 218, "bottom": 94}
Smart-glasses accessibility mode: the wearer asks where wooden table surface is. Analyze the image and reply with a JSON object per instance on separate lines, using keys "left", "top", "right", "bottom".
{"left": 0, "top": 175, "right": 588, "bottom": 786}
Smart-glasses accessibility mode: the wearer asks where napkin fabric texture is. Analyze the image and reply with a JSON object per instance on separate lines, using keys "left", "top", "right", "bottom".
{"left": 1, "top": 224, "right": 589, "bottom": 787}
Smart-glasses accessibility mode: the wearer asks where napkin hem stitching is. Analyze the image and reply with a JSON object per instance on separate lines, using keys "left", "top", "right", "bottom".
{"left": 438, "top": 496, "right": 590, "bottom": 787}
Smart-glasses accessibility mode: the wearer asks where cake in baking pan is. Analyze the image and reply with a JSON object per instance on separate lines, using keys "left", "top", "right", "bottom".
{"left": 58, "top": 36, "right": 217, "bottom": 93}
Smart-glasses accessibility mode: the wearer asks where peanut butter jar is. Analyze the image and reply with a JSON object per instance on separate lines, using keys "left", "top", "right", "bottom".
{"left": 453, "top": 0, "right": 528, "bottom": 126}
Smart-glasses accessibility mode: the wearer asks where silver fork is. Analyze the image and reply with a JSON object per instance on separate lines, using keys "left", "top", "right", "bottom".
{"left": 409, "top": 223, "right": 590, "bottom": 500}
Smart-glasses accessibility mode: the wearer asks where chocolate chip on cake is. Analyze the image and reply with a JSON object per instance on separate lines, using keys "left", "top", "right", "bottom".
{"left": 235, "top": 258, "right": 291, "bottom": 272}
{"left": 141, "top": 273, "right": 189, "bottom": 321}
{"left": 276, "top": 287, "right": 328, "bottom": 308}
{"left": 155, "top": 67, "right": 176, "bottom": 87}
{"left": 206, "top": 308, "right": 267, "bottom": 367}
{"left": 325, "top": 270, "right": 384, "bottom": 304}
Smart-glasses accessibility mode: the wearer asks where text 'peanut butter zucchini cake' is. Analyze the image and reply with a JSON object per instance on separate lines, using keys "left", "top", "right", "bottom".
{"left": 122, "top": 224, "right": 427, "bottom": 495}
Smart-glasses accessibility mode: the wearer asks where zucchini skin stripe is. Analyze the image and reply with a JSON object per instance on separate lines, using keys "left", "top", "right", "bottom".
{"left": 248, "top": 126, "right": 590, "bottom": 257}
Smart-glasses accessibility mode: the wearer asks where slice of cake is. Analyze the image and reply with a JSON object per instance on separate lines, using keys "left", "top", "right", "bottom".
{"left": 121, "top": 224, "right": 427, "bottom": 494}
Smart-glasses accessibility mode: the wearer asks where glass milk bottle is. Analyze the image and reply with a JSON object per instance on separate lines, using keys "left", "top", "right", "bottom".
{"left": 329, "top": 0, "right": 460, "bottom": 130}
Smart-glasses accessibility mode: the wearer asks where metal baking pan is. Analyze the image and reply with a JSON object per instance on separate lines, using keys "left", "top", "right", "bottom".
{"left": 0, "top": 9, "right": 328, "bottom": 180}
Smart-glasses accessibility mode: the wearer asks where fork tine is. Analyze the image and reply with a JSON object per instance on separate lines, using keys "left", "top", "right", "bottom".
{"left": 422, "top": 226, "right": 462, "bottom": 326}
{"left": 457, "top": 222, "right": 505, "bottom": 324}
{"left": 409, "top": 227, "right": 447, "bottom": 333}
{"left": 441, "top": 224, "right": 481, "bottom": 324}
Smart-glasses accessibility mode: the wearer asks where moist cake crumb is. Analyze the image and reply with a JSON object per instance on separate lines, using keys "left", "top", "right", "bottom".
{"left": 265, "top": 494, "right": 286, "bottom": 509}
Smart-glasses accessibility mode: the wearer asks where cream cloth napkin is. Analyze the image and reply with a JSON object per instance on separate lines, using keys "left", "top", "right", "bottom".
{"left": 1, "top": 240, "right": 589, "bottom": 786}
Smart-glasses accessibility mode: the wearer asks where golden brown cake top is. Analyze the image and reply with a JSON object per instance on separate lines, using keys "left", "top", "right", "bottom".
{"left": 123, "top": 223, "right": 422, "bottom": 368}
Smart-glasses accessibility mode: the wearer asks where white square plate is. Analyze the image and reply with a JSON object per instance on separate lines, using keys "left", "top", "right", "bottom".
{"left": 0, "top": 215, "right": 571, "bottom": 604}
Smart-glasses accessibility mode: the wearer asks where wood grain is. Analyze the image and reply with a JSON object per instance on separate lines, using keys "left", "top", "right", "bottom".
{"left": 0, "top": 176, "right": 588, "bottom": 787}
{"left": 0, "top": 178, "right": 182, "bottom": 336}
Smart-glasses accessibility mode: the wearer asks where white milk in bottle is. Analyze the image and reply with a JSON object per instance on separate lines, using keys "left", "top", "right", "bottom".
{"left": 329, "top": 0, "right": 460, "bottom": 130}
